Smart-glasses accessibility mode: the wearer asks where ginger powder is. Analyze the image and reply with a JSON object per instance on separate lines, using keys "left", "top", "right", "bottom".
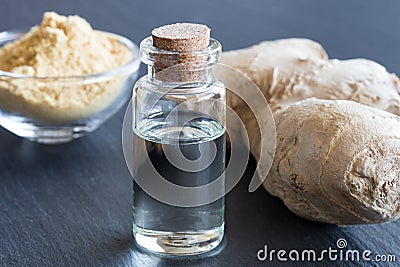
{"left": 0, "top": 12, "right": 133, "bottom": 123}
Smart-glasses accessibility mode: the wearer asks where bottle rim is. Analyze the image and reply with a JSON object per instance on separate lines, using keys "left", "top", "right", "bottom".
{"left": 139, "top": 36, "right": 222, "bottom": 67}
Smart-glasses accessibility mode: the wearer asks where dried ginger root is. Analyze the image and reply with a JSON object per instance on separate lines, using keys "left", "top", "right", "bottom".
{"left": 222, "top": 39, "right": 328, "bottom": 110}
{"left": 220, "top": 39, "right": 400, "bottom": 225}
{"left": 270, "top": 58, "right": 400, "bottom": 115}
{"left": 269, "top": 99, "right": 400, "bottom": 225}
{"left": 222, "top": 39, "right": 400, "bottom": 116}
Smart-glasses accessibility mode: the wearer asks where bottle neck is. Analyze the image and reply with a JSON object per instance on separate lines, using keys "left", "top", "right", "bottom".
{"left": 139, "top": 37, "right": 222, "bottom": 87}
{"left": 147, "top": 64, "right": 216, "bottom": 87}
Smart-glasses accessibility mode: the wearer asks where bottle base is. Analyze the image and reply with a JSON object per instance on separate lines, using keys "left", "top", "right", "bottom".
{"left": 133, "top": 223, "right": 224, "bottom": 255}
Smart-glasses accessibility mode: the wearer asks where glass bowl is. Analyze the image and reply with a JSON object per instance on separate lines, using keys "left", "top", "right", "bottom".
{"left": 0, "top": 29, "right": 140, "bottom": 144}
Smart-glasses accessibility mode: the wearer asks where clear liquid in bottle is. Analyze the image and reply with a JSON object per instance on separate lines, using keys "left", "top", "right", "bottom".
{"left": 132, "top": 112, "right": 225, "bottom": 255}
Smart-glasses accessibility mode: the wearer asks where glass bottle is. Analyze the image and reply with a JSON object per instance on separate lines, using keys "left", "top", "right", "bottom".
{"left": 131, "top": 34, "right": 226, "bottom": 255}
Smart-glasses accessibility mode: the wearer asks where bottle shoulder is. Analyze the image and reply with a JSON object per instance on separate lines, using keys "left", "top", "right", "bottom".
{"left": 133, "top": 75, "right": 226, "bottom": 99}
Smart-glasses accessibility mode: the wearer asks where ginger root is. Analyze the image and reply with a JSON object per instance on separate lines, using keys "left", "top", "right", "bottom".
{"left": 222, "top": 39, "right": 400, "bottom": 116}
{"left": 268, "top": 99, "right": 400, "bottom": 225}
{"left": 221, "top": 39, "right": 400, "bottom": 225}
{"left": 222, "top": 38, "right": 328, "bottom": 110}
{"left": 270, "top": 58, "right": 400, "bottom": 115}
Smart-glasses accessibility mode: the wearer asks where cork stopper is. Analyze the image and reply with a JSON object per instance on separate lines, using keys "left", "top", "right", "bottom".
{"left": 152, "top": 23, "right": 210, "bottom": 51}
{"left": 150, "top": 23, "right": 211, "bottom": 82}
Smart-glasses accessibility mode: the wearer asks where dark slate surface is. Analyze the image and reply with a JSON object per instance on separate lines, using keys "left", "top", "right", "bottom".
{"left": 1, "top": 1, "right": 400, "bottom": 266}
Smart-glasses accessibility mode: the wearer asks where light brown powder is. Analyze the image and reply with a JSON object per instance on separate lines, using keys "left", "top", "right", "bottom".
{"left": 0, "top": 12, "right": 134, "bottom": 123}
{"left": 0, "top": 11, "right": 131, "bottom": 77}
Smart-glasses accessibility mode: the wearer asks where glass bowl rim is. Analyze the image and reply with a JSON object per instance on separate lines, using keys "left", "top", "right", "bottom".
{"left": 0, "top": 28, "right": 140, "bottom": 83}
